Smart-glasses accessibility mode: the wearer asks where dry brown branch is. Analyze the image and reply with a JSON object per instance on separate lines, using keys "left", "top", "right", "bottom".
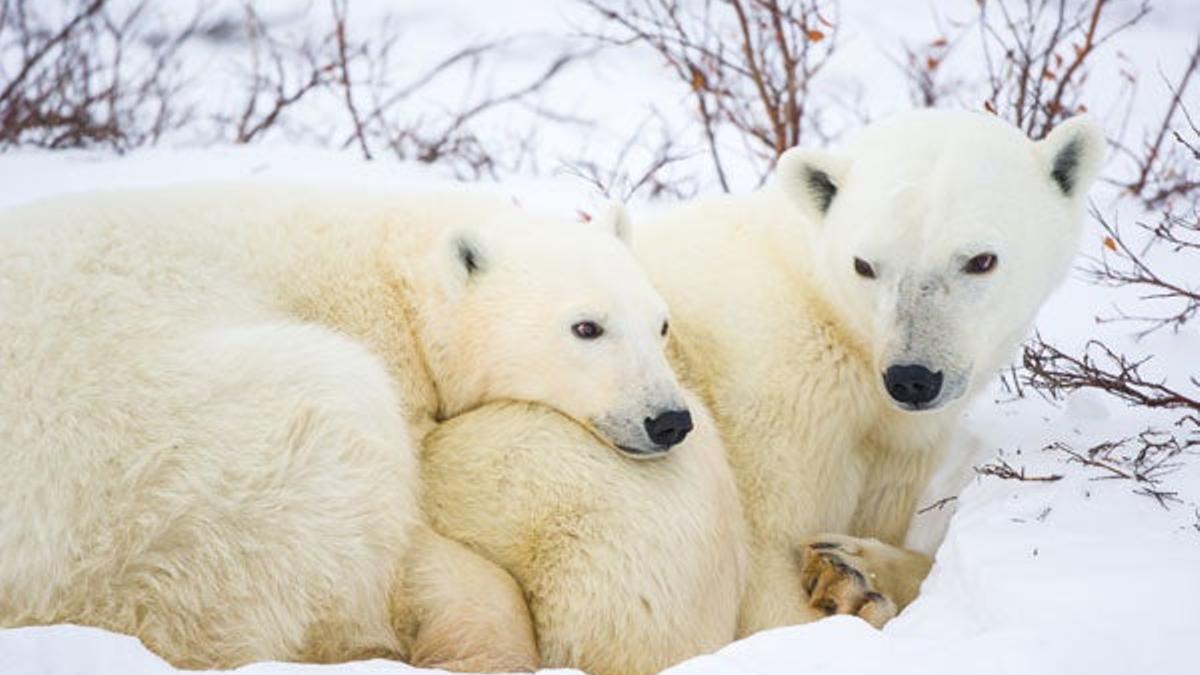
{"left": 225, "top": 3, "right": 336, "bottom": 144}
{"left": 0, "top": 0, "right": 105, "bottom": 105}
{"left": 557, "top": 112, "right": 697, "bottom": 201}
{"left": 330, "top": 0, "right": 371, "bottom": 160}
{"left": 1022, "top": 335, "right": 1200, "bottom": 415}
{"left": 1044, "top": 435, "right": 1193, "bottom": 508}
{"left": 898, "top": 35, "right": 956, "bottom": 108}
{"left": 1121, "top": 39, "right": 1200, "bottom": 199}
{"left": 0, "top": 0, "right": 201, "bottom": 151}
{"left": 1084, "top": 206, "right": 1200, "bottom": 336}
{"left": 916, "top": 495, "right": 959, "bottom": 515}
{"left": 580, "top": 0, "right": 840, "bottom": 190}
{"left": 214, "top": 3, "right": 582, "bottom": 178}
{"left": 974, "top": 457, "right": 1064, "bottom": 482}
{"left": 976, "top": 0, "right": 1149, "bottom": 139}
{"left": 356, "top": 42, "right": 584, "bottom": 178}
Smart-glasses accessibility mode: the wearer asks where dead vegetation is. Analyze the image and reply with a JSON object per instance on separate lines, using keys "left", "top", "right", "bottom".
{"left": 975, "top": 0, "right": 1151, "bottom": 139}
{"left": 217, "top": 0, "right": 586, "bottom": 179}
{"left": 579, "top": 0, "right": 842, "bottom": 190}
{"left": 975, "top": 457, "right": 1064, "bottom": 483}
{"left": 1, "top": 0, "right": 582, "bottom": 178}
{"left": 1044, "top": 436, "right": 1191, "bottom": 508}
{"left": 0, "top": 0, "right": 201, "bottom": 151}
{"left": 1013, "top": 44, "right": 1200, "bottom": 503}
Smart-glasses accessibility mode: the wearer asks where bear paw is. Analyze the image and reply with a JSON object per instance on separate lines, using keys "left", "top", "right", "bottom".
{"left": 797, "top": 536, "right": 899, "bottom": 628}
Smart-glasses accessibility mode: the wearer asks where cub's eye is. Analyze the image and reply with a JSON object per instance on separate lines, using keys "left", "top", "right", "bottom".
{"left": 661, "top": 320, "right": 670, "bottom": 337}
{"left": 571, "top": 321, "right": 604, "bottom": 340}
{"left": 963, "top": 253, "right": 998, "bottom": 275}
{"left": 853, "top": 257, "right": 876, "bottom": 279}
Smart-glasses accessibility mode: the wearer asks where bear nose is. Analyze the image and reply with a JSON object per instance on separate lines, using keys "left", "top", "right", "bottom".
{"left": 883, "top": 365, "right": 943, "bottom": 407}
{"left": 644, "top": 409, "right": 693, "bottom": 448}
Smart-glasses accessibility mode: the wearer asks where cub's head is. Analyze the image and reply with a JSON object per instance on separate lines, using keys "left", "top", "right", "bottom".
{"left": 428, "top": 202, "right": 690, "bottom": 457}
{"left": 776, "top": 110, "right": 1103, "bottom": 412}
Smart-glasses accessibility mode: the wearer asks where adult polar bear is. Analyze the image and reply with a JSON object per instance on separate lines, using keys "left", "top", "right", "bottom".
{"left": 633, "top": 110, "right": 1104, "bottom": 633}
{"left": 0, "top": 184, "right": 699, "bottom": 670}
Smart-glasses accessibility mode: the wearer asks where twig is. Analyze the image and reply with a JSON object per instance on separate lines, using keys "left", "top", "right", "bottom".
{"left": 975, "top": 457, "right": 1063, "bottom": 482}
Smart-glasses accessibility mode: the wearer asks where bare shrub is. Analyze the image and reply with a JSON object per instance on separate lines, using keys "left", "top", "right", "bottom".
{"left": 976, "top": 0, "right": 1150, "bottom": 139}
{"left": 898, "top": 34, "right": 959, "bottom": 109}
{"left": 217, "top": 1, "right": 584, "bottom": 180}
{"left": 1114, "top": 38, "right": 1200, "bottom": 207}
{"left": 1085, "top": 204, "right": 1200, "bottom": 336}
{"left": 355, "top": 41, "right": 581, "bottom": 179}
{"left": 579, "top": 0, "right": 840, "bottom": 190}
{"left": 974, "top": 456, "right": 1064, "bottom": 482}
{"left": 557, "top": 112, "right": 698, "bottom": 201}
{"left": 0, "top": 0, "right": 201, "bottom": 151}
{"left": 1022, "top": 38, "right": 1200, "bottom": 425}
{"left": 222, "top": 3, "right": 337, "bottom": 145}
{"left": 1044, "top": 435, "right": 1192, "bottom": 507}
{"left": 1023, "top": 336, "right": 1200, "bottom": 416}
{"left": 894, "top": 0, "right": 1150, "bottom": 137}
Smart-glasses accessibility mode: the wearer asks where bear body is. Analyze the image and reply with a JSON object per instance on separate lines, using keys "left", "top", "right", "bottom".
{"left": 0, "top": 184, "right": 686, "bottom": 669}
{"left": 632, "top": 110, "right": 1103, "bottom": 633}
{"left": 422, "top": 396, "right": 747, "bottom": 675}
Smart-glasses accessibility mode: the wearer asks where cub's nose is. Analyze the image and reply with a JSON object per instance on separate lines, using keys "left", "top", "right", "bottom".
{"left": 883, "top": 365, "right": 943, "bottom": 408}
{"left": 644, "top": 409, "right": 693, "bottom": 448}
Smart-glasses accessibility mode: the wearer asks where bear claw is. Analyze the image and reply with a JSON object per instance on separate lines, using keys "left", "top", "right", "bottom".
{"left": 797, "top": 539, "right": 898, "bottom": 629}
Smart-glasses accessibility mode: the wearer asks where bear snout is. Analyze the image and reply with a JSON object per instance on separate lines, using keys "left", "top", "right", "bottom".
{"left": 643, "top": 408, "right": 694, "bottom": 449}
{"left": 883, "top": 365, "right": 943, "bottom": 409}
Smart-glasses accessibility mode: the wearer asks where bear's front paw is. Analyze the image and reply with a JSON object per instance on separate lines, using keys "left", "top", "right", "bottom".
{"left": 797, "top": 536, "right": 898, "bottom": 628}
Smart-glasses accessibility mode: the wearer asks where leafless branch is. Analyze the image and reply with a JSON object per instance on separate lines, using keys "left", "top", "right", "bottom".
{"left": 1022, "top": 335, "right": 1200, "bottom": 414}
{"left": 974, "top": 0, "right": 1149, "bottom": 138}
{"left": 1044, "top": 435, "right": 1194, "bottom": 508}
{"left": 580, "top": 0, "right": 841, "bottom": 190}
{"left": 975, "top": 457, "right": 1063, "bottom": 482}
{"left": 0, "top": 0, "right": 202, "bottom": 151}
{"left": 557, "top": 111, "right": 698, "bottom": 201}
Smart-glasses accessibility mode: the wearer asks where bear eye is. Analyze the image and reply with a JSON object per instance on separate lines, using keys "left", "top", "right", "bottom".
{"left": 853, "top": 257, "right": 876, "bottom": 279}
{"left": 660, "top": 320, "right": 669, "bottom": 337}
{"left": 963, "top": 253, "right": 998, "bottom": 275}
{"left": 571, "top": 321, "right": 604, "bottom": 340}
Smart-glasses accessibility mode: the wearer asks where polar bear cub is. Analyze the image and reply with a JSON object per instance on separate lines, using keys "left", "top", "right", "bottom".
{"left": 422, "top": 394, "right": 747, "bottom": 675}
{"left": 632, "top": 110, "right": 1104, "bottom": 634}
{"left": 0, "top": 184, "right": 691, "bottom": 669}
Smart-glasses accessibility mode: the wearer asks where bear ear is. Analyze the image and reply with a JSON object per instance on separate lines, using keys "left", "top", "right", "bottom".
{"left": 447, "top": 227, "right": 489, "bottom": 281}
{"left": 1037, "top": 115, "right": 1105, "bottom": 198}
{"left": 774, "top": 147, "right": 852, "bottom": 222}
{"left": 592, "top": 201, "right": 632, "bottom": 245}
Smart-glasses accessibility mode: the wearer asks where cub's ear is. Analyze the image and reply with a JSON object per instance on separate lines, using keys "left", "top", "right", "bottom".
{"left": 446, "top": 226, "right": 490, "bottom": 282}
{"left": 1037, "top": 115, "right": 1105, "bottom": 198}
{"left": 592, "top": 201, "right": 632, "bottom": 246}
{"left": 774, "top": 147, "right": 852, "bottom": 222}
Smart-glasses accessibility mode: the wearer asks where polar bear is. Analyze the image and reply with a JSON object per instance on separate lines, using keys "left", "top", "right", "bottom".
{"left": 632, "top": 110, "right": 1103, "bottom": 634}
{"left": 421, "top": 394, "right": 747, "bottom": 675}
{"left": 0, "top": 184, "right": 692, "bottom": 670}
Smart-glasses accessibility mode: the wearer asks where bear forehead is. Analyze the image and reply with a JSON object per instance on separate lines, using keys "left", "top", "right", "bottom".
{"left": 489, "top": 238, "right": 665, "bottom": 308}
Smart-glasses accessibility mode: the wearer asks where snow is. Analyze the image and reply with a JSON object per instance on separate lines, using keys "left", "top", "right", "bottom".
{"left": 2, "top": 1, "right": 1198, "bottom": 674}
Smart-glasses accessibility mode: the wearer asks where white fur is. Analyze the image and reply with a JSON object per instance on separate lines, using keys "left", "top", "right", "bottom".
{"left": 632, "top": 110, "right": 1103, "bottom": 634}
{"left": 0, "top": 183, "right": 677, "bottom": 668}
{"left": 422, "top": 395, "right": 747, "bottom": 675}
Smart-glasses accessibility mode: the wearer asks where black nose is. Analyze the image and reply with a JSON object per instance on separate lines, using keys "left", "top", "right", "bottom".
{"left": 883, "top": 365, "right": 943, "bottom": 407}
{"left": 644, "top": 409, "right": 693, "bottom": 448}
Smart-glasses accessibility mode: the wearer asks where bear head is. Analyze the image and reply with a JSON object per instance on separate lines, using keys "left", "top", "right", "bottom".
{"left": 775, "top": 109, "right": 1103, "bottom": 413}
{"left": 421, "top": 201, "right": 691, "bottom": 457}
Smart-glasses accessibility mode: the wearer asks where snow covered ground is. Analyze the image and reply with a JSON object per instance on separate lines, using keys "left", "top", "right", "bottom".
{"left": 1, "top": 1, "right": 1198, "bottom": 674}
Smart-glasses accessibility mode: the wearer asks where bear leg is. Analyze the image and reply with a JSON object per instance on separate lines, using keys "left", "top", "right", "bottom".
{"left": 796, "top": 534, "right": 932, "bottom": 628}
{"left": 393, "top": 525, "right": 539, "bottom": 673}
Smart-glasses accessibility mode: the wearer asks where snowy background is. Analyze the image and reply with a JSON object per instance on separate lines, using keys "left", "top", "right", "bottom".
{"left": 1, "top": 1, "right": 1198, "bottom": 674}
